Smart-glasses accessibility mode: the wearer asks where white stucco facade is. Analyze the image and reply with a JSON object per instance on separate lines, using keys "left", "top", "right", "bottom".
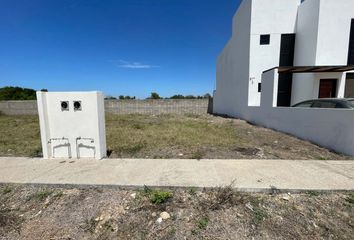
{"left": 213, "top": 0, "right": 252, "bottom": 116}
{"left": 249, "top": 0, "right": 300, "bottom": 106}
{"left": 36, "top": 91, "right": 107, "bottom": 160}
{"left": 291, "top": 0, "right": 354, "bottom": 104}
{"left": 214, "top": 0, "right": 354, "bottom": 114}
{"left": 213, "top": 0, "right": 354, "bottom": 155}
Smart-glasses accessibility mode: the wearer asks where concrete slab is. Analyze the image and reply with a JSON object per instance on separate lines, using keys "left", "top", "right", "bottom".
{"left": 0, "top": 157, "right": 353, "bottom": 192}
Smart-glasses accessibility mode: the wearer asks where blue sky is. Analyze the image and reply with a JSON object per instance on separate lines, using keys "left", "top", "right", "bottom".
{"left": 0, "top": 0, "right": 240, "bottom": 98}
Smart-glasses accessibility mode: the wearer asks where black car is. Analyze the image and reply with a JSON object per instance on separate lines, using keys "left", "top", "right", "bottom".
{"left": 292, "top": 98, "right": 354, "bottom": 109}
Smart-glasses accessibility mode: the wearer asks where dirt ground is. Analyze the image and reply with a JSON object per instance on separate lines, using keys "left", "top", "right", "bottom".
{"left": 0, "top": 184, "right": 353, "bottom": 240}
{"left": 0, "top": 113, "right": 351, "bottom": 160}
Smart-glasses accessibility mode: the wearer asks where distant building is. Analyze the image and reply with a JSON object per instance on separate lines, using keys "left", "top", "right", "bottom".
{"left": 213, "top": 0, "right": 354, "bottom": 116}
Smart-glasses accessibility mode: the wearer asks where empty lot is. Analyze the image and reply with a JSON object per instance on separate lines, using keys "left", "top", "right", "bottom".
{"left": 0, "top": 113, "right": 351, "bottom": 160}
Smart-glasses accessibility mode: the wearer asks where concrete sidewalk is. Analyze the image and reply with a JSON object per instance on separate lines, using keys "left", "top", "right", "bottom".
{"left": 0, "top": 157, "right": 353, "bottom": 192}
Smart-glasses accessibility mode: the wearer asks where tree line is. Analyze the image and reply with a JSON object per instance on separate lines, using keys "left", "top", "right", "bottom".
{"left": 0, "top": 87, "right": 211, "bottom": 101}
{"left": 0, "top": 86, "right": 47, "bottom": 101}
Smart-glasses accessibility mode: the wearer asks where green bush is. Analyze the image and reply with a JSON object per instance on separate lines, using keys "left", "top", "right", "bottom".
{"left": 148, "top": 189, "right": 173, "bottom": 204}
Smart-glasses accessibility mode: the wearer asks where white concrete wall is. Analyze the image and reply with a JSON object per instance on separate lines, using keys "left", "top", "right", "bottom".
{"left": 36, "top": 91, "right": 106, "bottom": 160}
{"left": 213, "top": 0, "right": 252, "bottom": 117}
{"left": 291, "top": 0, "right": 321, "bottom": 105}
{"left": 316, "top": 0, "right": 354, "bottom": 65}
{"left": 249, "top": 0, "right": 301, "bottom": 106}
{"left": 260, "top": 69, "right": 279, "bottom": 108}
{"left": 248, "top": 105, "right": 354, "bottom": 156}
{"left": 293, "top": 0, "right": 321, "bottom": 66}
{"left": 245, "top": 69, "right": 354, "bottom": 156}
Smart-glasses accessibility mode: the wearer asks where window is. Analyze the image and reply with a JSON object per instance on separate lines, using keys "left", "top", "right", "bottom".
{"left": 312, "top": 101, "right": 336, "bottom": 108}
{"left": 348, "top": 100, "right": 354, "bottom": 108}
{"left": 260, "top": 34, "right": 270, "bottom": 45}
{"left": 335, "top": 103, "right": 347, "bottom": 108}
{"left": 258, "top": 83, "right": 262, "bottom": 92}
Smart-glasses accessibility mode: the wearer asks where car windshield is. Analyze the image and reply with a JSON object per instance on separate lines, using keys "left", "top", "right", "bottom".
{"left": 347, "top": 100, "right": 354, "bottom": 108}
{"left": 294, "top": 101, "right": 313, "bottom": 107}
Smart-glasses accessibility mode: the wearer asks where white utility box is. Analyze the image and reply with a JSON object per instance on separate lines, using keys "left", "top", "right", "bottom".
{"left": 36, "top": 91, "right": 106, "bottom": 160}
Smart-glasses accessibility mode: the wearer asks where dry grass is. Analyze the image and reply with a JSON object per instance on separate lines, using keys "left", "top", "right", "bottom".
{"left": 106, "top": 114, "right": 245, "bottom": 158}
{"left": 0, "top": 184, "right": 353, "bottom": 239}
{"left": 0, "top": 113, "right": 351, "bottom": 159}
{"left": 0, "top": 115, "right": 41, "bottom": 157}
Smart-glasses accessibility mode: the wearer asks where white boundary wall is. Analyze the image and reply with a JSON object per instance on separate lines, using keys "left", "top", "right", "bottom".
{"left": 242, "top": 69, "right": 354, "bottom": 156}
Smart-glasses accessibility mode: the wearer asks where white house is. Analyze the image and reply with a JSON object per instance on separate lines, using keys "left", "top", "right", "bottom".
{"left": 213, "top": 0, "right": 354, "bottom": 156}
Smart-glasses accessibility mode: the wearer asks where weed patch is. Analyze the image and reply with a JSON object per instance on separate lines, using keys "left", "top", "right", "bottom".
{"left": 2, "top": 186, "right": 12, "bottom": 194}
{"left": 29, "top": 190, "right": 54, "bottom": 201}
{"left": 197, "top": 216, "right": 209, "bottom": 230}
{"left": 345, "top": 194, "right": 354, "bottom": 204}
{"left": 142, "top": 186, "right": 173, "bottom": 204}
{"left": 251, "top": 206, "right": 268, "bottom": 225}
{"left": 201, "top": 185, "right": 238, "bottom": 210}
{"left": 149, "top": 190, "right": 172, "bottom": 204}
{"left": 188, "top": 187, "right": 197, "bottom": 196}
{"left": 307, "top": 190, "right": 321, "bottom": 197}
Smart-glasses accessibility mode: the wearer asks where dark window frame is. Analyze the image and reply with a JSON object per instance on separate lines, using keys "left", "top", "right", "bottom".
{"left": 260, "top": 34, "right": 270, "bottom": 45}
{"left": 258, "top": 83, "right": 262, "bottom": 92}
